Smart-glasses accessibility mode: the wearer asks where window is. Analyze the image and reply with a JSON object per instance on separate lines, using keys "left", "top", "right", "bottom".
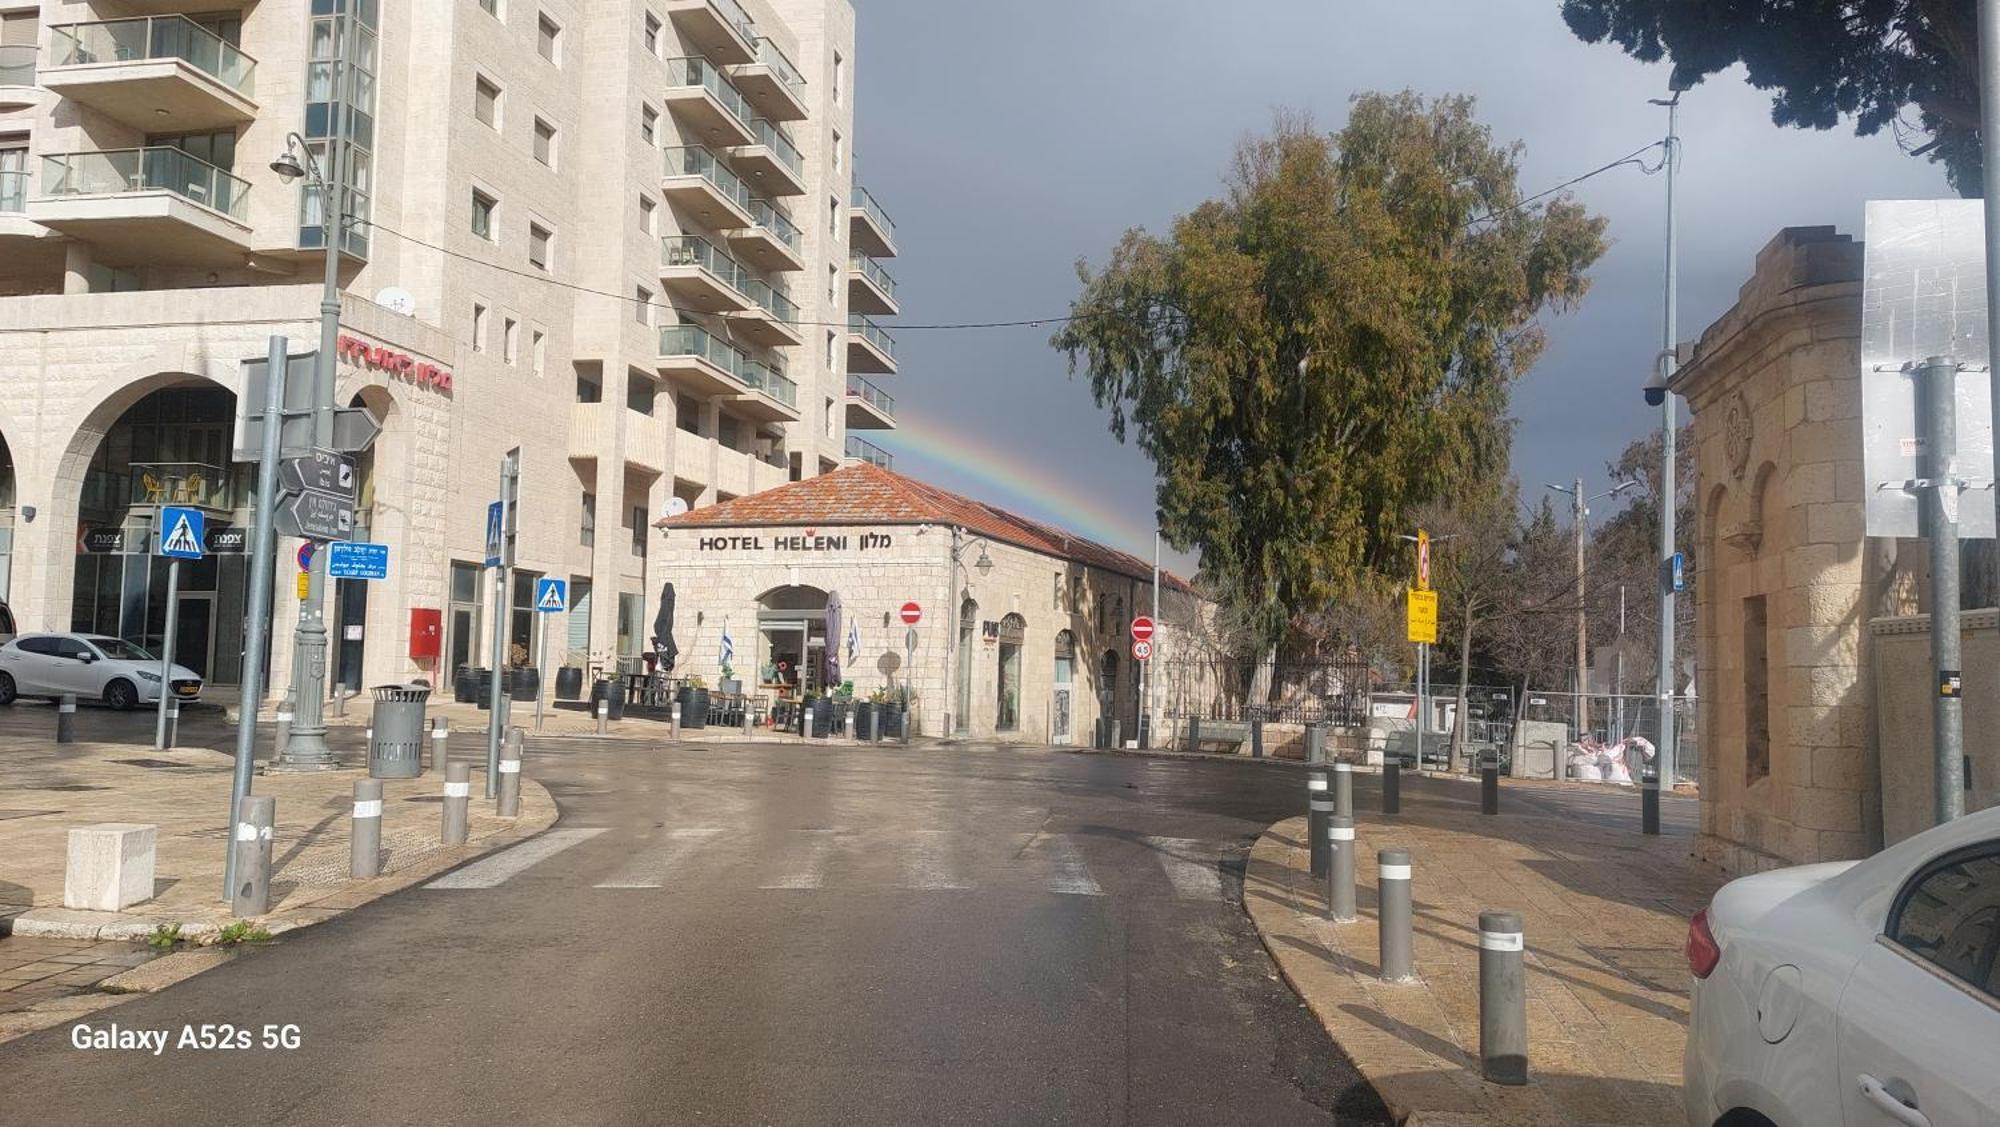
{"left": 677, "top": 394, "right": 701, "bottom": 435}
{"left": 536, "top": 13, "right": 561, "bottom": 63}
{"left": 472, "top": 303, "right": 489, "bottom": 352}
{"left": 825, "top": 331, "right": 837, "bottom": 369}
{"left": 639, "top": 195, "right": 656, "bottom": 235}
{"left": 448, "top": 562, "right": 484, "bottom": 676}
{"left": 531, "top": 329, "right": 546, "bottom": 375}
{"left": 533, "top": 117, "right": 557, "bottom": 166}
{"left": 635, "top": 286, "right": 652, "bottom": 325}
{"left": 503, "top": 317, "right": 519, "bottom": 364}
{"left": 832, "top": 130, "right": 843, "bottom": 173}
{"left": 474, "top": 75, "right": 501, "bottom": 129}
{"left": 829, "top": 195, "right": 839, "bottom": 239}
{"left": 1053, "top": 573, "right": 1063, "bottom": 611}
{"left": 1069, "top": 575, "right": 1084, "bottom": 615}
{"left": 529, "top": 222, "right": 552, "bottom": 270}
{"left": 827, "top": 263, "right": 838, "bottom": 302}
{"left": 1743, "top": 594, "right": 1770, "bottom": 784}
{"left": 627, "top": 372, "right": 654, "bottom": 415}
{"left": 643, "top": 12, "right": 661, "bottom": 55}
{"left": 630, "top": 506, "right": 647, "bottom": 557}
{"left": 640, "top": 105, "right": 657, "bottom": 145}
{"left": 580, "top": 492, "right": 595, "bottom": 548}
{"left": 471, "top": 189, "right": 497, "bottom": 239}
{"left": 479, "top": 0, "right": 500, "bottom": 16}
{"left": 576, "top": 370, "right": 603, "bottom": 403}
{"left": 1887, "top": 846, "right": 2000, "bottom": 1000}
{"left": 823, "top": 396, "right": 835, "bottom": 439}
{"left": 832, "top": 51, "right": 843, "bottom": 105}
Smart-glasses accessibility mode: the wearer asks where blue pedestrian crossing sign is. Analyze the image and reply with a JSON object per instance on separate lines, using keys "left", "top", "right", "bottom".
{"left": 534, "top": 577, "right": 568, "bottom": 614}
{"left": 157, "top": 507, "right": 205, "bottom": 560}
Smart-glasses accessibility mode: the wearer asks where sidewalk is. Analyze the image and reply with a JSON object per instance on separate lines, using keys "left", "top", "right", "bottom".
{"left": 1245, "top": 785, "right": 1725, "bottom": 1126}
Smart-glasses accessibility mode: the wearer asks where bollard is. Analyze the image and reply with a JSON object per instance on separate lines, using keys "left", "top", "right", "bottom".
{"left": 1307, "top": 770, "right": 1333, "bottom": 880}
{"left": 497, "top": 728, "right": 522, "bottom": 818}
{"left": 230, "top": 794, "right": 276, "bottom": 917}
{"left": 1250, "top": 718, "right": 1264, "bottom": 758}
{"left": 351, "top": 779, "right": 382, "bottom": 878}
{"left": 1379, "top": 848, "right": 1414, "bottom": 982}
{"left": 1382, "top": 759, "right": 1402, "bottom": 815}
{"left": 595, "top": 698, "right": 609, "bottom": 736}
{"left": 56, "top": 694, "right": 76, "bottom": 743}
{"left": 332, "top": 688, "right": 348, "bottom": 719}
{"left": 1479, "top": 910, "right": 1528, "bottom": 1085}
{"left": 1306, "top": 722, "right": 1325, "bottom": 764}
{"left": 1641, "top": 767, "right": 1660, "bottom": 836}
{"left": 1481, "top": 757, "right": 1500, "bottom": 815}
{"left": 1109, "top": 719, "right": 1122, "bottom": 749}
{"left": 441, "top": 762, "right": 470, "bottom": 845}
{"left": 741, "top": 705, "right": 754, "bottom": 736}
{"left": 430, "top": 717, "right": 450, "bottom": 773}
{"left": 162, "top": 698, "right": 180, "bottom": 750}
{"left": 1334, "top": 761, "right": 1354, "bottom": 818}
{"left": 670, "top": 702, "right": 681, "bottom": 740}
{"left": 1137, "top": 714, "right": 1150, "bottom": 750}
{"left": 1186, "top": 716, "right": 1201, "bottom": 753}
{"left": 1327, "top": 815, "right": 1357, "bottom": 922}
{"left": 274, "top": 696, "right": 294, "bottom": 761}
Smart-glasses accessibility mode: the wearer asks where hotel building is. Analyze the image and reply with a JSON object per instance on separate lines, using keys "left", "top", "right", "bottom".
{"left": 0, "top": 0, "right": 902, "bottom": 693}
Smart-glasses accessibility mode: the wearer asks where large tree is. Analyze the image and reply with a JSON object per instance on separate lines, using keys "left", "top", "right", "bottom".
{"left": 1054, "top": 94, "right": 1607, "bottom": 664}
{"left": 1561, "top": 0, "right": 1983, "bottom": 193}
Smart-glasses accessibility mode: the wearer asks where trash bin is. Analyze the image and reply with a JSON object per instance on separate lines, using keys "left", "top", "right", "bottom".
{"left": 510, "top": 665, "right": 539, "bottom": 703}
{"left": 369, "top": 684, "right": 432, "bottom": 778}
{"left": 590, "top": 678, "right": 626, "bottom": 721}
{"left": 453, "top": 666, "right": 476, "bottom": 704}
{"left": 474, "top": 668, "right": 494, "bottom": 710}
{"left": 678, "top": 685, "right": 709, "bottom": 729}
{"left": 555, "top": 666, "right": 584, "bottom": 701}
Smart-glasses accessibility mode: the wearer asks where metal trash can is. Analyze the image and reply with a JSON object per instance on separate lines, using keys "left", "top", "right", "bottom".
{"left": 368, "top": 684, "right": 432, "bottom": 778}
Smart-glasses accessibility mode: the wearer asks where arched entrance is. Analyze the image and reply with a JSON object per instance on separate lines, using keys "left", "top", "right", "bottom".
{"left": 756, "top": 584, "right": 829, "bottom": 697}
{"left": 995, "top": 612, "right": 1026, "bottom": 731}
{"left": 955, "top": 596, "right": 977, "bottom": 733}
{"left": 1099, "top": 649, "right": 1121, "bottom": 736}
{"left": 1052, "top": 630, "right": 1076, "bottom": 743}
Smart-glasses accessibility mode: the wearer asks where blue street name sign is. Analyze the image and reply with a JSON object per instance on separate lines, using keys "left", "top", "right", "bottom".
{"left": 157, "top": 507, "right": 205, "bottom": 560}
{"left": 1667, "top": 551, "right": 1688, "bottom": 593}
{"left": 327, "top": 541, "right": 389, "bottom": 580}
{"left": 485, "top": 501, "right": 504, "bottom": 568}
{"left": 534, "top": 577, "right": 568, "bottom": 614}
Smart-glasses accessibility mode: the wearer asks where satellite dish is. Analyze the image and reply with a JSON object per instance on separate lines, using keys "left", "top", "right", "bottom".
{"left": 663, "top": 497, "right": 690, "bottom": 518}
{"left": 374, "top": 286, "right": 417, "bottom": 317}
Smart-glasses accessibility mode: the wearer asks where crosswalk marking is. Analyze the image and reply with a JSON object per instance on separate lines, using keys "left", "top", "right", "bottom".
{"left": 594, "top": 827, "right": 726, "bottom": 889}
{"left": 760, "top": 829, "right": 838, "bottom": 889}
{"left": 1144, "top": 836, "right": 1225, "bottom": 901}
{"left": 899, "top": 829, "right": 969, "bottom": 890}
{"left": 425, "top": 827, "right": 607, "bottom": 889}
{"left": 1040, "top": 833, "right": 1104, "bottom": 896}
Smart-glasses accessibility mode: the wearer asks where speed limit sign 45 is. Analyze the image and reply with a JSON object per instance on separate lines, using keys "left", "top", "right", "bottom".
{"left": 1131, "top": 638, "right": 1153, "bottom": 661}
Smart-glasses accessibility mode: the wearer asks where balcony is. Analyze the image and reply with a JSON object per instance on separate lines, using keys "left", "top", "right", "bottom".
{"left": 661, "top": 145, "right": 755, "bottom": 229}
{"left": 848, "top": 254, "right": 899, "bottom": 316}
{"left": 729, "top": 117, "right": 806, "bottom": 197}
{"left": 845, "top": 435, "right": 893, "bottom": 469}
{"left": 847, "top": 313, "right": 897, "bottom": 374}
{"left": 660, "top": 235, "right": 752, "bottom": 313}
{"left": 850, "top": 185, "right": 898, "bottom": 258}
{"left": 665, "top": 0, "right": 757, "bottom": 66}
{"left": 846, "top": 376, "right": 896, "bottom": 430}
{"left": 31, "top": 147, "right": 253, "bottom": 266}
{"left": 737, "top": 277, "right": 803, "bottom": 347}
{"left": 729, "top": 38, "right": 807, "bottom": 122}
{"left": 727, "top": 197, "right": 804, "bottom": 273}
{"left": 570, "top": 402, "right": 671, "bottom": 476}
{"left": 658, "top": 325, "right": 801, "bottom": 422}
{"left": 42, "top": 17, "right": 256, "bottom": 133}
{"left": 0, "top": 44, "right": 36, "bottom": 109}
{"left": 0, "top": 169, "right": 56, "bottom": 242}
{"left": 663, "top": 56, "right": 755, "bottom": 148}
{"left": 734, "top": 360, "right": 799, "bottom": 422}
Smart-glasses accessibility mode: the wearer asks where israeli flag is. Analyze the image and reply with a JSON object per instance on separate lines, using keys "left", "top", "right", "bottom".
{"left": 719, "top": 620, "right": 734, "bottom": 667}
{"left": 846, "top": 622, "right": 858, "bottom": 667}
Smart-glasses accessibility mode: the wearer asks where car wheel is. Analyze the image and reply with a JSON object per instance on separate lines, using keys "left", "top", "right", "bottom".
{"left": 0, "top": 672, "right": 14, "bottom": 706}
{"left": 104, "top": 679, "right": 138, "bottom": 711}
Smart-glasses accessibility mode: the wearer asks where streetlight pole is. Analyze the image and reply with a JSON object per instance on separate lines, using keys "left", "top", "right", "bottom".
{"left": 1650, "top": 86, "right": 1685, "bottom": 787}
{"left": 1546, "top": 479, "right": 1640, "bottom": 740}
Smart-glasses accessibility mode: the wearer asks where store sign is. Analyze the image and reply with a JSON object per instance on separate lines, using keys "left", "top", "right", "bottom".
{"left": 78, "top": 526, "right": 130, "bottom": 554}
{"left": 338, "top": 334, "right": 453, "bottom": 395}
{"left": 696, "top": 530, "right": 899, "bottom": 553}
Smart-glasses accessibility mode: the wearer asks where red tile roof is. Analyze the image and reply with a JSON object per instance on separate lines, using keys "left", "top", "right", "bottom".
{"left": 657, "top": 463, "right": 1191, "bottom": 592}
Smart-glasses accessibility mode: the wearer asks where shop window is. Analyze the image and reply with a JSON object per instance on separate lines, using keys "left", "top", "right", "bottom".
{"left": 448, "top": 561, "right": 483, "bottom": 677}
{"left": 1744, "top": 594, "right": 1770, "bottom": 784}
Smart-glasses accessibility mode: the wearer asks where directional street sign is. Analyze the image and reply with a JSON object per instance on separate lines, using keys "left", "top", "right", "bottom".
{"left": 234, "top": 406, "right": 382, "bottom": 462}
{"left": 327, "top": 542, "right": 389, "bottom": 580}
{"left": 1406, "top": 588, "right": 1439, "bottom": 645}
{"left": 280, "top": 449, "right": 357, "bottom": 500}
{"left": 534, "top": 577, "right": 568, "bottom": 613}
{"left": 157, "top": 506, "right": 205, "bottom": 560}
{"left": 278, "top": 491, "right": 355, "bottom": 541}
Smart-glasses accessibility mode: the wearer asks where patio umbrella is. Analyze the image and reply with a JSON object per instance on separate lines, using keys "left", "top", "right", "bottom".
{"left": 652, "top": 581, "right": 678, "bottom": 673}
{"left": 823, "top": 590, "right": 842, "bottom": 688}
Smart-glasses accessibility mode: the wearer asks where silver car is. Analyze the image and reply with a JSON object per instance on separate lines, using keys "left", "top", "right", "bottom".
{"left": 0, "top": 632, "right": 204, "bottom": 709}
{"left": 1684, "top": 804, "right": 2000, "bottom": 1126}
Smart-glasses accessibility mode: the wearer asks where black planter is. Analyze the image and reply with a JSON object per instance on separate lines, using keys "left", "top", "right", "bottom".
{"left": 590, "top": 678, "right": 625, "bottom": 721}
{"left": 474, "top": 668, "right": 494, "bottom": 710}
{"left": 678, "top": 686, "right": 710, "bottom": 729}
{"left": 555, "top": 666, "right": 584, "bottom": 701}
{"left": 509, "top": 666, "right": 539, "bottom": 702}
{"left": 854, "top": 701, "right": 878, "bottom": 741}
{"left": 879, "top": 705, "right": 904, "bottom": 740}
{"left": 453, "top": 665, "right": 476, "bottom": 704}
{"left": 810, "top": 697, "right": 834, "bottom": 739}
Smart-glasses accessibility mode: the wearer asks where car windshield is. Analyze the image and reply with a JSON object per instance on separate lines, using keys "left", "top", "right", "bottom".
{"left": 86, "top": 637, "right": 155, "bottom": 662}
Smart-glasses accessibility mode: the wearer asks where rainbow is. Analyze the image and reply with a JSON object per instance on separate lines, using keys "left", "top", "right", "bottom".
{"left": 881, "top": 405, "right": 1161, "bottom": 558}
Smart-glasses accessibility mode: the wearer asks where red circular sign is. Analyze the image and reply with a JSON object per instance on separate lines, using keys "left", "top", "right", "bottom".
{"left": 297, "top": 542, "right": 316, "bottom": 571}
{"left": 1132, "top": 639, "right": 1154, "bottom": 661}
{"left": 900, "top": 602, "right": 923, "bottom": 625}
{"left": 1130, "top": 615, "right": 1156, "bottom": 642}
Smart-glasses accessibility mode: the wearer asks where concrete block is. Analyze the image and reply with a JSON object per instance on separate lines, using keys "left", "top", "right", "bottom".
{"left": 62, "top": 823, "right": 157, "bottom": 912}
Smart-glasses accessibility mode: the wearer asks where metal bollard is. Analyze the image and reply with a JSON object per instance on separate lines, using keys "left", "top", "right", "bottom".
{"left": 351, "top": 779, "right": 382, "bottom": 878}
{"left": 231, "top": 794, "right": 276, "bottom": 916}
{"left": 332, "top": 688, "right": 348, "bottom": 719}
{"left": 1382, "top": 759, "right": 1401, "bottom": 815}
{"left": 670, "top": 702, "right": 681, "bottom": 740}
{"left": 595, "top": 698, "right": 609, "bottom": 736}
{"left": 1379, "top": 848, "right": 1414, "bottom": 982}
{"left": 441, "top": 762, "right": 470, "bottom": 845}
{"left": 1250, "top": 718, "right": 1264, "bottom": 758}
{"left": 430, "top": 717, "right": 450, "bottom": 773}
{"left": 742, "top": 705, "right": 754, "bottom": 736}
{"left": 1305, "top": 722, "right": 1325, "bottom": 763}
{"left": 1109, "top": 719, "right": 1122, "bottom": 749}
{"left": 1186, "top": 716, "right": 1201, "bottom": 753}
{"left": 274, "top": 694, "right": 295, "bottom": 760}
{"left": 56, "top": 694, "right": 76, "bottom": 743}
{"left": 1478, "top": 910, "right": 1528, "bottom": 1085}
{"left": 162, "top": 698, "right": 180, "bottom": 750}
{"left": 1327, "top": 815, "right": 1357, "bottom": 921}
{"left": 1481, "top": 758, "right": 1500, "bottom": 815}
{"left": 497, "top": 727, "right": 522, "bottom": 818}
{"left": 1308, "top": 770, "right": 1332, "bottom": 880}
{"left": 1641, "top": 767, "right": 1660, "bottom": 836}
{"left": 1334, "top": 761, "right": 1354, "bottom": 818}
{"left": 1137, "top": 714, "right": 1150, "bottom": 750}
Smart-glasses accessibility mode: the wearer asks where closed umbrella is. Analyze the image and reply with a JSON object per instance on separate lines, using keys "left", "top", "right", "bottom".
{"left": 823, "top": 590, "right": 842, "bottom": 689}
{"left": 652, "top": 581, "right": 678, "bottom": 674}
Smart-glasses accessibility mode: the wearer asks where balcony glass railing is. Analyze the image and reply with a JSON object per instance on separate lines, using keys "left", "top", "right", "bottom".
{"left": 849, "top": 314, "right": 896, "bottom": 359}
{"left": 742, "top": 277, "right": 798, "bottom": 326}
{"left": 849, "top": 254, "right": 897, "bottom": 300}
{"left": 662, "top": 235, "right": 748, "bottom": 295}
{"left": 0, "top": 44, "right": 34, "bottom": 87}
{"left": 845, "top": 435, "right": 893, "bottom": 468}
{"left": 847, "top": 376, "right": 896, "bottom": 418}
{"left": 0, "top": 170, "right": 25, "bottom": 214}
{"left": 660, "top": 325, "right": 797, "bottom": 409}
{"left": 750, "top": 37, "right": 804, "bottom": 90}
{"left": 41, "top": 146, "right": 251, "bottom": 220}
{"left": 700, "top": 0, "right": 758, "bottom": 47}
{"left": 664, "top": 56, "right": 752, "bottom": 130}
{"left": 748, "top": 198, "right": 802, "bottom": 253}
{"left": 49, "top": 16, "right": 256, "bottom": 95}
{"left": 851, "top": 185, "right": 896, "bottom": 240}
{"left": 663, "top": 145, "right": 754, "bottom": 215}
{"left": 742, "top": 361, "right": 797, "bottom": 408}
{"left": 743, "top": 117, "right": 802, "bottom": 177}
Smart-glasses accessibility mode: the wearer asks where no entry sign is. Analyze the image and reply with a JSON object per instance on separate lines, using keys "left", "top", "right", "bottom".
{"left": 1130, "top": 615, "right": 1155, "bottom": 642}
{"left": 900, "top": 602, "right": 922, "bottom": 625}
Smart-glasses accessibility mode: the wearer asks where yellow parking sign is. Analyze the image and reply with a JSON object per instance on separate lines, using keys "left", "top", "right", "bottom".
{"left": 297, "top": 572, "right": 311, "bottom": 600}
{"left": 1406, "top": 588, "right": 1438, "bottom": 644}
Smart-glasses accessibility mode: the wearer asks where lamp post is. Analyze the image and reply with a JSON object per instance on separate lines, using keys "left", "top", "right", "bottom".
{"left": 945, "top": 526, "right": 993, "bottom": 736}
{"left": 1645, "top": 81, "right": 1689, "bottom": 788}
{"left": 1545, "top": 478, "right": 1640, "bottom": 738}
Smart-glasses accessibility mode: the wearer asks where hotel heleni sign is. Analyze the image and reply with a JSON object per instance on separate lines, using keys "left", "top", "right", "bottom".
{"left": 695, "top": 530, "right": 899, "bottom": 553}
{"left": 338, "top": 334, "right": 453, "bottom": 395}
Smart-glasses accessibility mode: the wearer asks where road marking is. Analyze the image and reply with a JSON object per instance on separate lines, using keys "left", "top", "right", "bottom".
{"left": 761, "top": 829, "right": 839, "bottom": 889}
{"left": 1042, "top": 834, "right": 1103, "bottom": 896}
{"left": 424, "top": 827, "right": 607, "bottom": 889}
{"left": 594, "top": 827, "right": 726, "bottom": 889}
{"left": 899, "top": 830, "right": 970, "bottom": 890}
{"left": 1144, "top": 836, "right": 1224, "bottom": 901}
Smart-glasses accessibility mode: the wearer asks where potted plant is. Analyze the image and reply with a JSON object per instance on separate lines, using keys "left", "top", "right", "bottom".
{"left": 854, "top": 688, "right": 880, "bottom": 742}
{"left": 880, "top": 687, "right": 908, "bottom": 740}
{"left": 718, "top": 661, "right": 742, "bottom": 696}
{"left": 678, "top": 673, "right": 709, "bottom": 730}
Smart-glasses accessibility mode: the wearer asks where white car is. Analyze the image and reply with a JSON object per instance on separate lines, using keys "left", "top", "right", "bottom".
{"left": 0, "top": 632, "right": 204, "bottom": 710}
{"left": 1684, "top": 804, "right": 2000, "bottom": 1126}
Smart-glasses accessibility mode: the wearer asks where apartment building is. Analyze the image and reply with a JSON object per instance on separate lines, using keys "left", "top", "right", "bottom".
{"left": 0, "top": 0, "right": 903, "bottom": 693}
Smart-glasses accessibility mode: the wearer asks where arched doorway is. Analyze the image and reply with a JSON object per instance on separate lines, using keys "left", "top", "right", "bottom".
{"left": 995, "top": 612, "right": 1026, "bottom": 731}
{"left": 955, "top": 596, "right": 976, "bottom": 733}
{"left": 1052, "top": 629, "right": 1076, "bottom": 743}
{"left": 1099, "top": 649, "right": 1120, "bottom": 736}
{"left": 756, "top": 584, "right": 829, "bottom": 698}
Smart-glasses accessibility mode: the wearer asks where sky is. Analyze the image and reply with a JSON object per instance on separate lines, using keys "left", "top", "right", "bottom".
{"left": 846, "top": 0, "right": 1951, "bottom": 576}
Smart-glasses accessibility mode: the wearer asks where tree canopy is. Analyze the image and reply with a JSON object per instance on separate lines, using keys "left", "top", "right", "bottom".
{"left": 1053, "top": 94, "right": 1607, "bottom": 653}
{"left": 1561, "top": 0, "right": 1983, "bottom": 193}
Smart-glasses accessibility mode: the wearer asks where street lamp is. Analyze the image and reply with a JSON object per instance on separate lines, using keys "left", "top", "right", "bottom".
{"left": 1546, "top": 478, "right": 1640, "bottom": 739}
{"left": 1647, "top": 78, "right": 1690, "bottom": 788}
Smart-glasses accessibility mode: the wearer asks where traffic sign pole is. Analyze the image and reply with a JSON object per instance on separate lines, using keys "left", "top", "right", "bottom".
{"left": 531, "top": 577, "right": 567, "bottom": 734}
{"left": 153, "top": 556, "right": 181, "bottom": 751}
{"left": 225, "top": 335, "right": 289, "bottom": 900}
{"left": 486, "top": 448, "right": 520, "bottom": 799}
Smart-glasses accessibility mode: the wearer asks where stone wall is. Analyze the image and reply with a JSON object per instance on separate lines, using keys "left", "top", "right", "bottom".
{"left": 1870, "top": 611, "right": 2000, "bottom": 843}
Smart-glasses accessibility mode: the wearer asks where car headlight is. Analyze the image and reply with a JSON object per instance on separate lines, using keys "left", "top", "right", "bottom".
{"left": 137, "top": 670, "right": 161, "bottom": 683}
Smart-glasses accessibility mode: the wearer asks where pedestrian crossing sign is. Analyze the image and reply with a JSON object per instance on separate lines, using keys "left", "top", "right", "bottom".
{"left": 534, "top": 577, "right": 568, "bottom": 613}
{"left": 157, "top": 506, "right": 205, "bottom": 560}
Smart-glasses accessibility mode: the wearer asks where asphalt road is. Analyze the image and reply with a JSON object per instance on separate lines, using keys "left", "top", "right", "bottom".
{"left": 0, "top": 737, "right": 1418, "bottom": 1126}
